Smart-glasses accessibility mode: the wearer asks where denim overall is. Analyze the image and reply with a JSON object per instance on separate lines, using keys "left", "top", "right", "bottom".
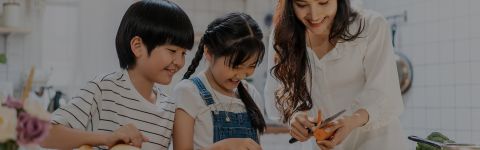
{"left": 190, "top": 77, "right": 259, "bottom": 143}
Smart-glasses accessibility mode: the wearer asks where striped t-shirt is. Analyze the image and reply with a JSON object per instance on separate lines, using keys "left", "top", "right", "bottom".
{"left": 51, "top": 71, "right": 176, "bottom": 150}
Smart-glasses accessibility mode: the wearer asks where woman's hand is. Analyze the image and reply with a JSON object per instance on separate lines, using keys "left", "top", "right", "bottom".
{"left": 204, "top": 138, "right": 261, "bottom": 150}
{"left": 316, "top": 109, "right": 369, "bottom": 150}
{"left": 289, "top": 111, "right": 317, "bottom": 142}
{"left": 316, "top": 116, "right": 355, "bottom": 150}
{"left": 104, "top": 123, "right": 149, "bottom": 148}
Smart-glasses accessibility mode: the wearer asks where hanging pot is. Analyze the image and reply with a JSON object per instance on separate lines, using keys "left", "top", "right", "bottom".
{"left": 395, "top": 51, "right": 413, "bottom": 94}
{"left": 391, "top": 23, "right": 413, "bottom": 94}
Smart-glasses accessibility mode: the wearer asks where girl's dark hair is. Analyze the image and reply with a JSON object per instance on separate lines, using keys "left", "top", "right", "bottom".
{"left": 183, "top": 12, "right": 266, "bottom": 133}
{"left": 272, "top": 0, "right": 365, "bottom": 123}
{"left": 115, "top": 0, "right": 194, "bottom": 69}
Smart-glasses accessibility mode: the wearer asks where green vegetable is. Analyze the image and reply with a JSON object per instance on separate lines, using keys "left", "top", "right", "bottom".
{"left": 416, "top": 132, "right": 455, "bottom": 150}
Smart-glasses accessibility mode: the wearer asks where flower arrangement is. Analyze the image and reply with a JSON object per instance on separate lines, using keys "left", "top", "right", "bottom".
{"left": 0, "top": 96, "right": 51, "bottom": 150}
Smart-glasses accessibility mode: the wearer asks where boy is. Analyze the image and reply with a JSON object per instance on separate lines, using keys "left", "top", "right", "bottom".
{"left": 40, "top": 0, "right": 194, "bottom": 149}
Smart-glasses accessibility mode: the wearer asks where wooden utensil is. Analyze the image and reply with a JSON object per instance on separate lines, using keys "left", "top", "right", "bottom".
{"left": 21, "top": 66, "right": 34, "bottom": 102}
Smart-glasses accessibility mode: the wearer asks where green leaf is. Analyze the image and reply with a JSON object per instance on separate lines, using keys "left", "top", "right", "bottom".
{"left": 0, "top": 53, "right": 6, "bottom": 64}
{"left": 0, "top": 140, "right": 19, "bottom": 150}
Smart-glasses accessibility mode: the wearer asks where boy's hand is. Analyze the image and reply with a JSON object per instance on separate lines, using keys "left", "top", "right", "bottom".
{"left": 206, "top": 138, "right": 261, "bottom": 150}
{"left": 104, "top": 124, "right": 149, "bottom": 148}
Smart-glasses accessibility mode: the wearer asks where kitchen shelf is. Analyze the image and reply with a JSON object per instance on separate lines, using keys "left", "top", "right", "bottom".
{"left": 0, "top": 26, "right": 31, "bottom": 35}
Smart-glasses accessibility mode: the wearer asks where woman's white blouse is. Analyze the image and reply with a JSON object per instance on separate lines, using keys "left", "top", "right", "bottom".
{"left": 264, "top": 9, "right": 407, "bottom": 150}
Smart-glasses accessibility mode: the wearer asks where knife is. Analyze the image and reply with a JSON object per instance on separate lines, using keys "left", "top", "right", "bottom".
{"left": 288, "top": 109, "right": 346, "bottom": 144}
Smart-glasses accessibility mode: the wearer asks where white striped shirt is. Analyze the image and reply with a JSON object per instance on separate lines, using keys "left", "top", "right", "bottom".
{"left": 52, "top": 71, "right": 175, "bottom": 150}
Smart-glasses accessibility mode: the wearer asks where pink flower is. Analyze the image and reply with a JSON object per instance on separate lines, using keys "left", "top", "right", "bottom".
{"left": 15, "top": 112, "right": 50, "bottom": 145}
{"left": 3, "top": 96, "right": 23, "bottom": 109}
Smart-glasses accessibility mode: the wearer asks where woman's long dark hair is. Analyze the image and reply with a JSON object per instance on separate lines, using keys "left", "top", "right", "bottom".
{"left": 183, "top": 12, "right": 266, "bottom": 133}
{"left": 272, "top": 0, "right": 365, "bottom": 123}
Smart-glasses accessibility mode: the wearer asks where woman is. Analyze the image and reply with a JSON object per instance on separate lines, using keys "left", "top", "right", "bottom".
{"left": 264, "top": 0, "right": 407, "bottom": 149}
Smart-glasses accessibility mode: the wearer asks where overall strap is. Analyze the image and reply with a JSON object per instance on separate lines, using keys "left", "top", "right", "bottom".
{"left": 190, "top": 77, "right": 215, "bottom": 106}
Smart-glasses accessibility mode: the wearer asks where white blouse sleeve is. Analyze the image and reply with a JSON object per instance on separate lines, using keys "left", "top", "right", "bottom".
{"left": 172, "top": 80, "right": 205, "bottom": 118}
{"left": 263, "top": 29, "right": 283, "bottom": 123}
{"left": 353, "top": 14, "right": 404, "bottom": 131}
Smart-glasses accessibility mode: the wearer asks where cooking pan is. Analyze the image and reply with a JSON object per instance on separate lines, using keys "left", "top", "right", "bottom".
{"left": 408, "top": 136, "right": 480, "bottom": 150}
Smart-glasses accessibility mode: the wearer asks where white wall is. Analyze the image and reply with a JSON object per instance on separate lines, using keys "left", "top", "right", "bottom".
{"left": 363, "top": 0, "right": 480, "bottom": 149}
{"left": 0, "top": 0, "right": 134, "bottom": 97}
{"left": 0, "top": 0, "right": 45, "bottom": 97}
{"left": 72, "top": 0, "right": 133, "bottom": 94}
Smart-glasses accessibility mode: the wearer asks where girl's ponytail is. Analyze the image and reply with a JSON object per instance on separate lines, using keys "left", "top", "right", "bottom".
{"left": 237, "top": 82, "right": 266, "bottom": 134}
{"left": 182, "top": 38, "right": 206, "bottom": 79}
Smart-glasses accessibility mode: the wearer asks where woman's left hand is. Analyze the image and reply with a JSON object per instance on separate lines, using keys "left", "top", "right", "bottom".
{"left": 316, "top": 109, "right": 369, "bottom": 150}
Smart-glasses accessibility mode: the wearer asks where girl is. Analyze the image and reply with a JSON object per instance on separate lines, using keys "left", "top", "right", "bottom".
{"left": 173, "top": 12, "right": 266, "bottom": 150}
{"left": 40, "top": 0, "right": 194, "bottom": 149}
{"left": 264, "top": 0, "right": 407, "bottom": 149}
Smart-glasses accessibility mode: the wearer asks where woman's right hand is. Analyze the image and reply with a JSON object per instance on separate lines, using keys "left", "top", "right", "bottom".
{"left": 206, "top": 138, "right": 261, "bottom": 150}
{"left": 104, "top": 124, "right": 149, "bottom": 148}
{"left": 289, "top": 111, "right": 316, "bottom": 142}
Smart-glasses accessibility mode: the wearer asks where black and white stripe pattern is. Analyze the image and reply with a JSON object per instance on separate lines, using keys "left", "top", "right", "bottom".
{"left": 52, "top": 71, "right": 176, "bottom": 150}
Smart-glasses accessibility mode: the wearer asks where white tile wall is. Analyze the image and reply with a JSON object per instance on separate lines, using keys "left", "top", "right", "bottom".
{"left": 424, "top": 44, "right": 439, "bottom": 65}
{"left": 472, "top": 85, "right": 480, "bottom": 107}
{"left": 364, "top": 0, "right": 480, "bottom": 149}
{"left": 441, "top": 108, "right": 455, "bottom": 130}
{"left": 455, "top": 63, "right": 470, "bottom": 85}
{"left": 440, "top": 86, "right": 455, "bottom": 107}
{"left": 472, "top": 109, "right": 480, "bottom": 130}
{"left": 471, "top": 15, "right": 480, "bottom": 38}
{"left": 454, "top": 40, "right": 470, "bottom": 62}
{"left": 454, "top": 17, "right": 470, "bottom": 40}
{"left": 439, "top": 42, "right": 455, "bottom": 64}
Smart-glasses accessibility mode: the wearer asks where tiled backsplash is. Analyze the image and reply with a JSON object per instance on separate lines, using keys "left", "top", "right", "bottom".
{"left": 364, "top": 0, "right": 480, "bottom": 149}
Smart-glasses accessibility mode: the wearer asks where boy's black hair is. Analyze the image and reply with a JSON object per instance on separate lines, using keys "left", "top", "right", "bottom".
{"left": 182, "top": 12, "right": 266, "bottom": 134}
{"left": 115, "top": 0, "right": 194, "bottom": 69}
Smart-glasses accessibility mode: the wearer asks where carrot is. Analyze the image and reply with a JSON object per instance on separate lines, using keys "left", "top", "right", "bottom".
{"left": 313, "top": 111, "right": 335, "bottom": 142}
{"left": 313, "top": 126, "right": 335, "bottom": 142}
